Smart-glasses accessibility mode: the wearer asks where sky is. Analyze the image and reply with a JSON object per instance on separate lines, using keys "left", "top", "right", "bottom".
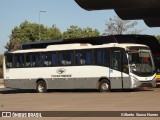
{"left": 1, "top": 0, "right": 160, "bottom": 54}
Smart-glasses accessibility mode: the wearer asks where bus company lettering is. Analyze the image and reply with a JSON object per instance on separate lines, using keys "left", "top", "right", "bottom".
{"left": 56, "top": 68, "right": 66, "bottom": 74}
{"left": 52, "top": 68, "right": 72, "bottom": 78}
{"left": 51, "top": 75, "right": 72, "bottom": 78}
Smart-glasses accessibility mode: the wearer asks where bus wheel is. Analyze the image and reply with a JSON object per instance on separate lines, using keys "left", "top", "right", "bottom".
{"left": 98, "top": 79, "right": 110, "bottom": 92}
{"left": 36, "top": 81, "right": 47, "bottom": 93}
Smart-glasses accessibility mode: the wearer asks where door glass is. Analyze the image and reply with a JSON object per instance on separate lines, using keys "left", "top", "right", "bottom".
{"left": 110, "top": 51, "right": 121, "bottom": 71}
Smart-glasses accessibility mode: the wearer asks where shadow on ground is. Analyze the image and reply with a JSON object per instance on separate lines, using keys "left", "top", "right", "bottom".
{"left": 0, "top": 87, "right": 156, "bottom": 94}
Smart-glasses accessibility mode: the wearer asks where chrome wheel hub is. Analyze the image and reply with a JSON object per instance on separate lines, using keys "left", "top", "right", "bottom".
{"left": 101, "top": 83, "right": 108, "bottom": 91}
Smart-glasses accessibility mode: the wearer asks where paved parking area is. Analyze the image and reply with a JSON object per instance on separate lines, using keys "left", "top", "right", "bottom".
{"left": 0, "top": 87, "right": 160, "bottom": 120}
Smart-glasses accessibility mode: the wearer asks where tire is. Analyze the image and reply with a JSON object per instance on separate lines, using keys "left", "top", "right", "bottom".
{"left": 36, "top": 81, "right": 47, "bottom": 93}
{"left": 98, "top": 79, "right": 110, "bottom": 92}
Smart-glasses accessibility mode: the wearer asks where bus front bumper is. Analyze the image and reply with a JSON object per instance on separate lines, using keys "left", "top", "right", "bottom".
{"left": 132, "top": 77, "right": 156, "bottom": 88}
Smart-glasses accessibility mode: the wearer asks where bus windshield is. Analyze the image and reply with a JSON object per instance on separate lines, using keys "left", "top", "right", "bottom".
{"left": 128, "top": 50, "right": 155, "bottom": 75}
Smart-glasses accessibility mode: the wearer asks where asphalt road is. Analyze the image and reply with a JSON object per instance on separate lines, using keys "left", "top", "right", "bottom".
{"left": 0, "top": 87, "right": 160, "bottom": 120}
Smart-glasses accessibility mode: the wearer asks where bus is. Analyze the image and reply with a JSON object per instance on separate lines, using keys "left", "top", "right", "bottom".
{"left": 23, "top": 35, "right": 159, "bottom": 87}
{"left": 3, "top": 43, "right": 156, "bottom": 93}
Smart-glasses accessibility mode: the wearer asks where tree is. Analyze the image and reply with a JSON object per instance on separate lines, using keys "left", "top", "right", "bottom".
{"left": 62, "top": 25, "right": 100, "bottom": 39}
{"left": 6, "top": 20, "right": 62, "bottom": 51}
{"left": 104, "top": 16, "right": 141, "bottom": 35}
{"left": 6, "top": 21, "right": 100, "bottom": 51}
{"left": 47, "top": 25, "right": 62, "bottom": 40}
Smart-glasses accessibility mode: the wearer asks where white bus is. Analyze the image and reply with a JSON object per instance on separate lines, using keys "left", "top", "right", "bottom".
{"left": 3, "top": 43, "right": 156, "bottom": 92}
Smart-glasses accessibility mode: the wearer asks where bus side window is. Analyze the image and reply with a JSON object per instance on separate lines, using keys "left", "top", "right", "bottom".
{"left": 13, "top": 54, "right": 24, "bottom": 68}
{"left": 65, "top": 52, "right": 74, "bottom": 65}
{"left": 58, "top": 52, "right": 64, "bottom": 66}
{"left": 13, "top": 55, "right": 17, "bottom": 68}
{"left": 76, "top": 51, "right": 81, "bottom": 65}
{"left": 105, "top": 49, "right": 110, "bottom": 67}
{"left": 85, "top": 51, "right": 92, "bottom": 64}
{"left": 6, "top": 54, "right": 13, "bottom": 68}
{"left": 95, "top": 50, "right": 106, "bottom": 65}
{"left": 76, "top": 51, "right": 85, "bottom": 65}
{"left": 95, "top": 49, "right": 110, "bottom": 66}
{"left": 76, "top": 50, "right": 92, "bottom": 65}
{"left": 41, "top": 53, "right": 46, "bottom": 67}
{"left": 58, "top": 51, "right": 74, "bottom": 66}
{"left": 33, "top": 54, "right": 40, "bottom": 67}
{"left": 15, "top": 54, "right": 25, "bottom": 68}
{"left": 43, "top": 53, "right": 51, "bottom": 67}
{"left": 95, "top": 51, "right": 102, "bottom": 65}
{"left": 51, "top": 53, "right": 57, "bottom": 66}
{"left": 25, "top": 54, "right": 32, "bottom": 67}
{"left": 19, "top": 55, "right": 24, "bottom": 67}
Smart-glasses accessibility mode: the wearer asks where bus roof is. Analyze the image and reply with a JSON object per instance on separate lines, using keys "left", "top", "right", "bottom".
{"left": 8, "top": 43, "right": 148, "bottom": 54}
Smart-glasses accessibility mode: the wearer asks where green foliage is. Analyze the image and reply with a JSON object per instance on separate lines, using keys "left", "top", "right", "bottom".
{"left": 62, "top": 25, "right": 100, "bottom": 39}
{"left": 47, "top": 25, "right": 62, "bottom": 40}
{"left": 6, "top": 21, "right": 100, "bottom": 51}
{"left": 6, "top": 20, "right": 62, "bottom": 51}
{"left": 156, "top": 35, "right": 160, "bottom": 43}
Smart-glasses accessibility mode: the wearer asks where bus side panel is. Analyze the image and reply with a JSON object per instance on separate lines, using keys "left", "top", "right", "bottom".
{"left": 109, "top": 69, "right": 122, "bottom": 89}
{"left": 46, "top": 78, "right": 98, "bottom": 89}
{"left": 122, "top": 72, "right": 131, "bottom": 89}
{"left": 122, "top": 77, "right": 131, "bottom": 89}
{"left": 109, "top": 70, "right": 131, "bottom": 89}
{"left": 4, "top": 78, "right": 99, "bottom": 90}
{"left": 4, "top": 79, "right": 36, "bottom": 89}
{"left": 4, "top": 66, "right": 109, "bottom": 90}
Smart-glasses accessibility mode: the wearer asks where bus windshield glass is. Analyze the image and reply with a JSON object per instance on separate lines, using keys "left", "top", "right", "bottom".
{"left": 128, "top": 50, "right": 155, "bottom": 75}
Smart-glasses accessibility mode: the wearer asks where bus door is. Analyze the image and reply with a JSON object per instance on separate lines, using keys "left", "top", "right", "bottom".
{"left": 109, "top": 49, "right": 123, "bottom": 89}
